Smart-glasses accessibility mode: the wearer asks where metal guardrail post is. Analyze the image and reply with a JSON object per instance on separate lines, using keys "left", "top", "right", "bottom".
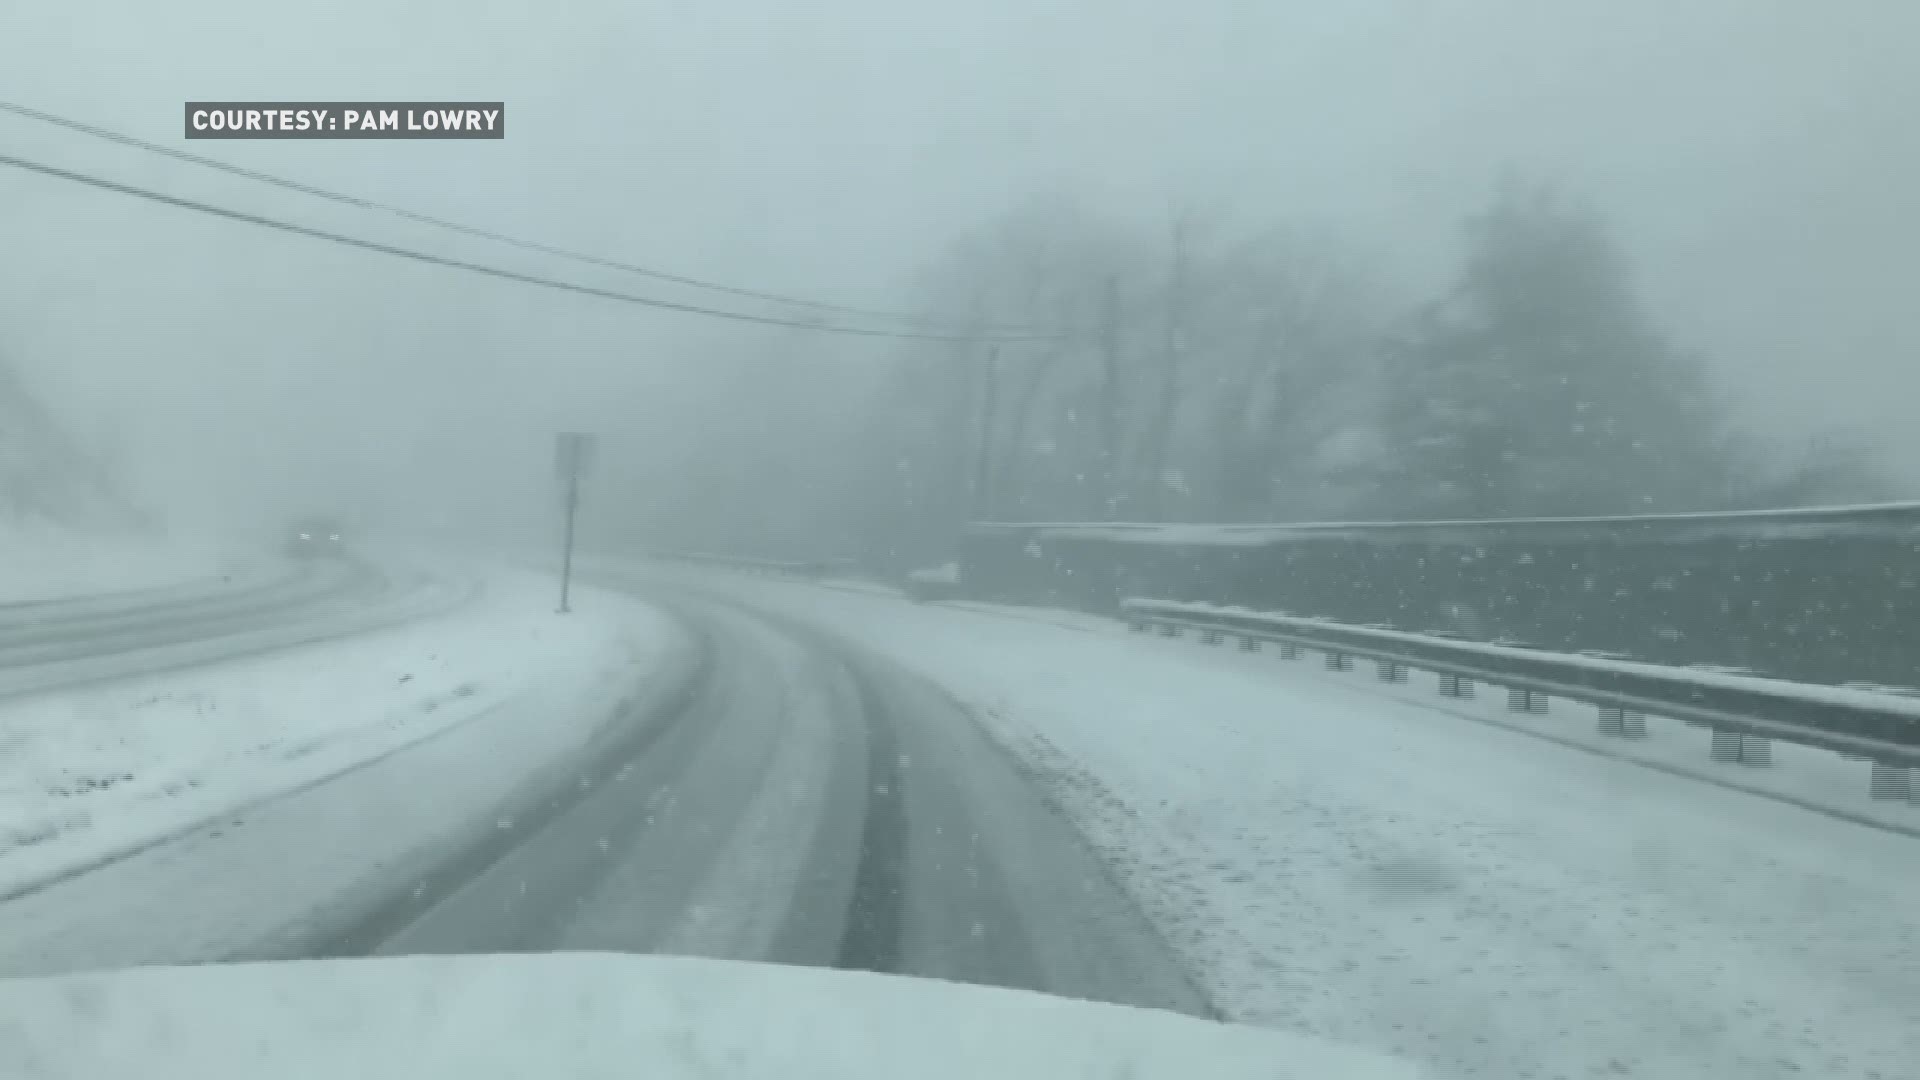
{"left": 1869, "top": 762, "right": 1911, "bottom": 801}
{"left": 1710, "top": 729, "right": 1743, "bottom": 762}
{"left": 1507, "top": 688, "right": 1548, "bottom": 714}
{"left": 1708, "top": 730, "right": 1772, "bottom": 766}
{"left": 1120, "top": 597, "right": 1920, "bottom": 775}
{"left": 1597, "top": 705, "right": 1650, "bottom": 738}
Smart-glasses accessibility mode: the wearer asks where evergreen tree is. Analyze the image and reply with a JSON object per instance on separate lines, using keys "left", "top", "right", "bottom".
{"left": 1376, "top": 178, "right": 1731, "bottom": 519}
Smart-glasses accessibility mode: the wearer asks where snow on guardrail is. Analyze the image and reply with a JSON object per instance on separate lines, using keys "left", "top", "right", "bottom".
{"left": 1122, "top": 598, "right": 1920, "bottom": 780}
{"left": 976, "top": 500, "right": 1920, "bottom": 545}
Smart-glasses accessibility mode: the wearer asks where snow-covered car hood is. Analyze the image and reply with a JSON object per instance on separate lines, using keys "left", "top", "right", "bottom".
{"left": 0, "top": 953, "right": 1424, "bottom": 1079}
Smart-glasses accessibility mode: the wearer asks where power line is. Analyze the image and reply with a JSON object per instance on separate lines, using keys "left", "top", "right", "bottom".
{"left": 0, "top": 151, "right": 1050, "bottom": 343}
{"left": 0, "top": 99, "right": 1014, "bottom": 333}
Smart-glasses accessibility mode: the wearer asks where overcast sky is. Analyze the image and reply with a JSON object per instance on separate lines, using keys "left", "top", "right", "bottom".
{"left": 2, "top": 0, "right": 1917, "bottom": 542}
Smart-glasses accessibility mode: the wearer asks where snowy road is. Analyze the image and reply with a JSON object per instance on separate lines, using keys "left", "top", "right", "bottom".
{"left": 301, "top": 584, "right": 1209, "bottom": 1015}
{"left": 653, "top": 565, "right": 1920, "bottom": 1080}
{"left": 0, "top": 575, "right": 1210, "bottom": 1021}
{"left": 24, "top": 555, "right": 1910, "bottom": 1079}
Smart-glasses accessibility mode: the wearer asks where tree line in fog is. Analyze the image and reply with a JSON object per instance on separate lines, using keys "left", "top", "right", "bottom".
{"left": 830, "top": 175, "right": 1890, "bottom": 566}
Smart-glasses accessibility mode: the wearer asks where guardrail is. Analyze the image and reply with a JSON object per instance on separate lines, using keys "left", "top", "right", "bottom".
{"left": 961, "top": 503, "right": 1920, "bottom": 690}
{"left": 980, "top": 501, "right": 1920, "bottom": 544}
{"left": 1123, "top": 598, "right": 1920, "bottom": 802}
{"left": 645, "top": 550, "right": 967, "bottom": 604}
{"left": 0, "top": 563, "right": 348, "bottom": 654}
{"left": 651, "top": 551, "right": 846, "bottom": 579}
{"left": 0, "top": 563, "right": 471, "bottom": 702}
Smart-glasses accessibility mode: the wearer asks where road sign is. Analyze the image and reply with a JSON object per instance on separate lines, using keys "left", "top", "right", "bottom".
{"left": 555, "top": 431, "right": 596, "bottom": 482}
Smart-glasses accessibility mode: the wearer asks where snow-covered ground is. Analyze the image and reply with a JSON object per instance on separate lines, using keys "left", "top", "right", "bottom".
{"left": 957, "top": 601, "right": 1920, "bottom": 834}
{"left": 0, "top": 569, "right": 671, "bottom": 902}
{"left": 0, "top": 952, "right": 1422, "bottom": 1080}
{"left": 0, "top": 572, "right": 695, "bottom": 976}
{"left": 0, "top": 528, "right": 247, "bottom": 605}
{"left": 663, "top": 566, "right": 1920, "bottom": 1080}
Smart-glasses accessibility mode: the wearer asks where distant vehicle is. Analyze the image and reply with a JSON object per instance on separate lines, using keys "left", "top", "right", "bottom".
{"left": 285, "top": 516, "right": 348, "bottom": 560}
{"left": 904, "top": 562, "right": 962, "bottom": 602}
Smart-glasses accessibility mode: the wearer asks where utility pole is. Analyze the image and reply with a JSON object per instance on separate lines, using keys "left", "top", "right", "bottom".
{"left": 554, "top": 431, "right": 595, "bottom": 614}
{"left": 558, "top": 463, "right": 579, "bottom": 613}
{"left": 971, "top": 344, "right": 1001, "bottom": 521}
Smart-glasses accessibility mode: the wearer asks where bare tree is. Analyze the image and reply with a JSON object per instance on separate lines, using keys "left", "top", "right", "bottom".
{"left": 1091, "top": 275, "right": 1125, "bottom": 518}
{"left": 1133, "top": 206, "right": 1195, "bottom": 518}
{"left": 1194, "top": 227, "right": 1384, "bottom": 520}
{"left": 858, "top": 194, "right": 1384, "bottom": 542}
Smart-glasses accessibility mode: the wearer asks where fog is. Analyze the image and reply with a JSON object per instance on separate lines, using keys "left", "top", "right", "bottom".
{"left": 3, "top": 0, "right": 1917, "bottom": 561}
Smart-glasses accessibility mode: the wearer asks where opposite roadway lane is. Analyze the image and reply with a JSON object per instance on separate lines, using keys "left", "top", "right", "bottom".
{"left": 0, "top": 570, "right": 1213, "bottom": 1020}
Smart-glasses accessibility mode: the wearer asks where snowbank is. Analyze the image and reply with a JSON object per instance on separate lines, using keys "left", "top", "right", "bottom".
{"left": 0, "top": 952, "right": 1424, "bottom": 1080}
{"left": 0, "top": 569, "right": 670, "bottom": 900}
{"left": 663, "top": 565, "right": 1920, "bottom": 1080}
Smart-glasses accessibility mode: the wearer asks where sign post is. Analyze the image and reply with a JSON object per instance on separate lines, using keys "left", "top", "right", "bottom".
{"left": 554, "top": 431, "right": 596, "bottom": 613}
